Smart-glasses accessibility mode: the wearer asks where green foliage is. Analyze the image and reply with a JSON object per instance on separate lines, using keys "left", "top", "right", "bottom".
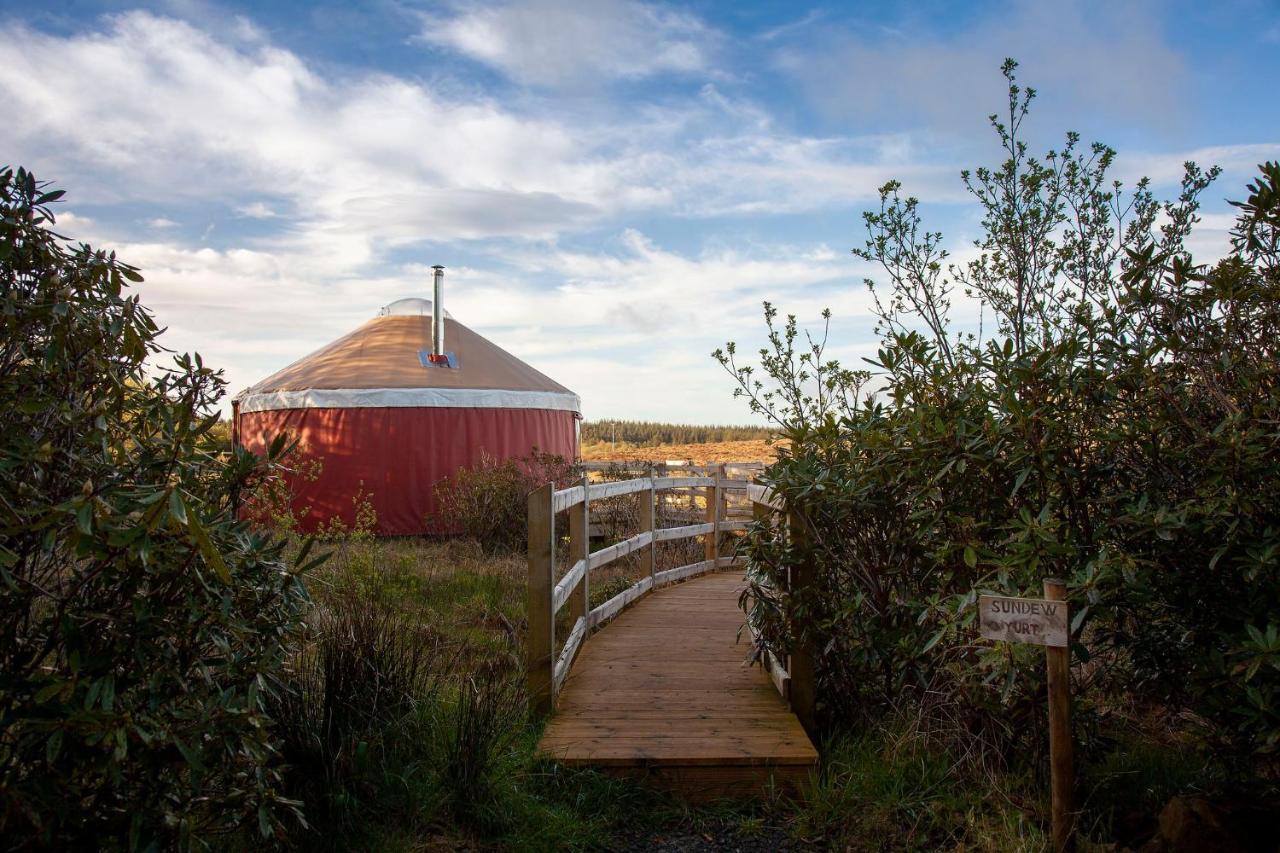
{"left": 0, "top": 167, "right": 315, "bottom": 848}
{"left": 718, "top": 61, "right": 1280, "bottom": 776}
{"left": 581, "top": 419, "right": 771, "bottom": 446}
{"left": 241, "top": 451, "right": 325, "bottom": 534}
{"left": 434, "top": 452, "right": 579, "bottom": 553}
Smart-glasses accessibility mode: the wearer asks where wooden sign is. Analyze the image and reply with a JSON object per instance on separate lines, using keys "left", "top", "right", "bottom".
{"left": 979, "top": 594, "right": 1068, "bottom": 648}
{"left": 979, "top": 581, "right": 1076, "bottom": 852}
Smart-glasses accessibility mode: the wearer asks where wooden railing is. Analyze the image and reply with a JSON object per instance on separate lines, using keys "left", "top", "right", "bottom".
{"left": 526, "top": 467, "right": 813, "bottom": 729}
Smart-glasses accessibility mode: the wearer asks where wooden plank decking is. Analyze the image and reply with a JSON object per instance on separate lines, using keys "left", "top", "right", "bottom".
{"left": 537, "top": 571, "right": 819, "bottom": 800}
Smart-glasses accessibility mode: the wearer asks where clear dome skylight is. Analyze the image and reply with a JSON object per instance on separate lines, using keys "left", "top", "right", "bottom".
{"left": 378, "top": 297, "right": 453, "bottom": 318}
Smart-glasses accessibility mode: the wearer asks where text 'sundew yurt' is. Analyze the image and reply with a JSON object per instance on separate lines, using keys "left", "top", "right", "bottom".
{"left": 233, "top": 271, "right": 580, "bottom": 535}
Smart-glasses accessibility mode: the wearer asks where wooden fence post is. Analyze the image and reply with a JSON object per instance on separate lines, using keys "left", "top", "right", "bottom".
{"left": 716, "top": 463, "right": 728, "bottom": 568}
{"left": 1044, "top": 577, "right": 1075, "bottom": 853}
{"left": 787, "top": 507, "right": 818, "bottom": 739}
{"left": 705, "top": 467, "right": 721, "bottom": 568}
{"left": 527, "top": 482, "right": 555, "bottom": 716}
{"left": 568, "top": 474, "right": 590, "bottom": 631}
{"left": 639, "top": 472, "right": 656, "bottom": 583}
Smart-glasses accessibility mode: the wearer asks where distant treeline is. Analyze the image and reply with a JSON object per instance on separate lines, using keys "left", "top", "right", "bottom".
{"left": 581, "top": 420, "right": 772, "bottom": 446}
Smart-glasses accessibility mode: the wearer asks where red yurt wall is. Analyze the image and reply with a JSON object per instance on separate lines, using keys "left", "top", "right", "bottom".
{"left": 237, "top": 405, "right": 577, "bottom": 536}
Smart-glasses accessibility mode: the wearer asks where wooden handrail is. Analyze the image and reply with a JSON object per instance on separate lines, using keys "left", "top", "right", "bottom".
{"left": 653, "top": 521, "right": 714, "bottom": 542}
{"left": 718, "top": 478, "right": 753, "bottom": 490}
{"left": 746, "top": 483, "right": 782, "bottom": 510}
{"left": 553, "top": 616, "right": 587, "bottom": 694}
{"left": 589, "top": 575, "right": 654, "bottom": 628}
{"left": 553, "top": 484, "right": 586, "bottom": 514}
{"left": 653, "top": 475, "right": 715, "bottom": 489}
{"left": 527, "top": 469, "right": 803, "bottom": 716}
{"left": 579, "top": 460, "right": 766, "bottom": 472}
{"left": 551, "top": 474, "right": 718, "bottom": 512}
{"left": 552, "top": 558, "right": 587, "bottom": 614}
{"left": 589, "top": 478, "right": 654, "bottom": 500}
{"left": 588, "top": 530, "right": 654, "bottom": 572}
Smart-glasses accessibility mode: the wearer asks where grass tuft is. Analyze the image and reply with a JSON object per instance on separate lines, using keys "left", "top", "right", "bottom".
{"left": 797, "top": 715, "right": 1048, "bottom": 851}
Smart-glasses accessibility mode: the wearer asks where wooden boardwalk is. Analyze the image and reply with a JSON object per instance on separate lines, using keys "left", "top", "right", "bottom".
{"left": 537, "top": 571, "right": 819, "bottom": 800}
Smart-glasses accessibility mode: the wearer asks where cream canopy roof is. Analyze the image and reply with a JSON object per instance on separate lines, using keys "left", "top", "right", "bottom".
{"left": 234, "top": 306, "right": 579, "bottom": 415}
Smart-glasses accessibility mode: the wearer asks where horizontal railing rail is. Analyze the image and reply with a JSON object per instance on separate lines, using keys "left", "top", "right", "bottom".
{"left": 579, "top": 460, "right": 766, "bottom": 473}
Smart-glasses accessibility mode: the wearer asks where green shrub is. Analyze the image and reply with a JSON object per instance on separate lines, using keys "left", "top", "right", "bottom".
{"left": 434, "top": 452, "right": 579, "bottom": 552}
{"left": 718, "top": 62, "right": 1280, "bottom": 771}
{"left": 0, "top": 167, "right": 317, "bottom": 847}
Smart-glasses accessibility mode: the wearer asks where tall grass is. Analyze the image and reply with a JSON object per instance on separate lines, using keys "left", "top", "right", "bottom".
{"left": 266, "top": 538, "right": 686, "bottom": 850}
{"left": 268, "top": 589, "right": 448, "bottom": 828}
{"left": 792, "top": 707, "right": 1044, "bottom": 851}
{"left": 435, "top": 660, "right": 523, "bottom": 832}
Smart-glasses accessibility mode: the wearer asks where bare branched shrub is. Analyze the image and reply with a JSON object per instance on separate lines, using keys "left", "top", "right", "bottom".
{"left": 591, "top": 461, "right": 645, "bottom": 541}
{"left": 314, "top": 483, "right": 378, "bottom": 540}
{"left": 435, "top": 452, "right": 579, "bottom": 552}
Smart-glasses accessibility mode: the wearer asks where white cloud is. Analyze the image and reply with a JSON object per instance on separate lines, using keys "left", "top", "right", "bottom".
{"left": 0, "top": 12, "right": 613, "bottom": 256}
{"left": 235, "top": 202, "right": 277, "bottom": 219}
{"left": 0, "top": 10, "right": 933, "bottom": 267}
{"left": 1118, "top": 143, "right": 1280, "bottom": 188}
{"left": 756, "top": 9, "right": 827, "bottom": 44}
{"left": 442, "top": 232, "right": 873, "bottom": 421}
{"left": 418, "top": 0, "right": 716, "bottom": 87}
{"left": 147, "top": 217, "right": 178, "bottom": 228}
{"left": 459, "top": 228, "right": 868, "bottom": 331}
{"left": 53, "top": 210, "right": 93, "bottom": 228}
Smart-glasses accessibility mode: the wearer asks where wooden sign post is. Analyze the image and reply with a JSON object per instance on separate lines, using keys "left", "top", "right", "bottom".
{"left": 979, "top": 579, "right": 1074, "bottom": 853}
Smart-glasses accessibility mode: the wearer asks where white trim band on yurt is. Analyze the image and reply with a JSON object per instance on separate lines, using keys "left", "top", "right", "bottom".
{"left": 236, "top": 387, "right": 582, "bottom": 414}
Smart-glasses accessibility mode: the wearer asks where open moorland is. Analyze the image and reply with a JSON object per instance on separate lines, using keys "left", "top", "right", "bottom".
{"left": 580, "top": 438, "right": 781, "bottom": 464}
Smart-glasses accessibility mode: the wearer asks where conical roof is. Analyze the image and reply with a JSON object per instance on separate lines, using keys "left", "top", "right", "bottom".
{"left": 235, "top": 303, "right": 579, "bottom": 414}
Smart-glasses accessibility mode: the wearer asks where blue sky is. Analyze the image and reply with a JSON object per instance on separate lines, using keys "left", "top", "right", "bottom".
{"left": 3, "top": 0, "right": 1277, "bottom": 423}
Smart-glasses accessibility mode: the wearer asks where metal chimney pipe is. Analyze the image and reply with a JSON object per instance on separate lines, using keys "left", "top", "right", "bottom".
{"left": 431, "top": 265, "right": 445, "bottom": 357}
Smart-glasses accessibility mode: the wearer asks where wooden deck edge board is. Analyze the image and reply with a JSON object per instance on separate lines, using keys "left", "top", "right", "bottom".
{"left": 537, "top": 754, "right": 818, "bottom": 768}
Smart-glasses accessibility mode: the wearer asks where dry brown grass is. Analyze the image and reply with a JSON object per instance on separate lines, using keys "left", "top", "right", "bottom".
{"left": 580, "top": 438, "right": 783, "bottom": 464}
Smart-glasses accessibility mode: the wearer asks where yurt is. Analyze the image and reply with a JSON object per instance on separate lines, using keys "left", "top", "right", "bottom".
{"left": 233, "top": 268, "right": 580, "bottom": 535}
